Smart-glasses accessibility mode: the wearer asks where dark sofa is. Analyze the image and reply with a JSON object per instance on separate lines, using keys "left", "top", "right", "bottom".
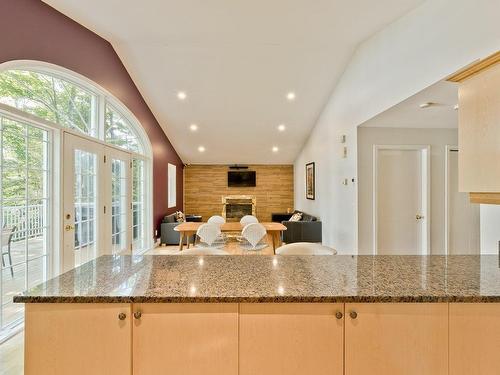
{"left": 281, "top": 210, "right": 322, "bottom": 244}
{"left": 160, "top": 213, "right": 200, "bottom": 245}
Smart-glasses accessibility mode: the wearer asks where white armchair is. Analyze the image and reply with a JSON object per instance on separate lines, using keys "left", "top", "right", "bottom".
{"left": 207, "top": 215, "right": 225, "bottom": 225}
{"left": 207, "top": 215, "right": 228, "bottom": 246}
{"left": 195, "top": 223, "right": 224, "bottom": 249}
{"left": 240, "top": 215, "right": 258, "bottom": 226}
{"left": 239, "top": 223, "right": 268, "bottom": 251}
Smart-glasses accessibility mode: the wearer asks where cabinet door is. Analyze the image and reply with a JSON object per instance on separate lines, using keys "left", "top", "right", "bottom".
{"left": 458, "top": 62, "right": 500, "bottom": 192}
{"left": 239, "top": 303, "right": 344, "bottom": 375}
{"left": 132, "top": 303, "right": 238, "bottom": 375}
{"left": 450, "top": 303, "right": 500, "bottom": 375}
{"left": 345, "top": 303, "right": 448, "bottom": 375}
{"left": 25, "top": 303, "right": 131, "bottom": 375}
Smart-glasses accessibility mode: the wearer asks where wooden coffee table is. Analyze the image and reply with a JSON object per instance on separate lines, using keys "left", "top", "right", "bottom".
{"left": 174, "top": 222, "right": 287, "bottom": 254}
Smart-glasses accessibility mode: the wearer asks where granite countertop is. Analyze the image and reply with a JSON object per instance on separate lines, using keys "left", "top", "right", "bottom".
{"left": 13, "top": 255, "right": 500, "bottom": 303}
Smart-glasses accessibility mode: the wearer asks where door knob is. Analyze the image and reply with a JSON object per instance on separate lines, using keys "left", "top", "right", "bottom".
{"left": 134, "top": 311, "right": 142, "bottom": 320}
{"left": 118, "top": 313, "right": 126, "bottom": 321}
{"left": 349, "top": 311, "right": 358, "bottom": 319}
{"left": 65, "top": 224, "right": 75, "bottom": 231}
{"left": 335, "top": 311, "right": 343, "bottom": 320}
{"left": 416, "top": 214, "right": 424, "bottom": 220}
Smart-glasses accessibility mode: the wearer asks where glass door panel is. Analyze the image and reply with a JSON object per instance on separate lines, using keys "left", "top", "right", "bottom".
{"left": 73, "top": 149, "right": 98, "bottom": 266}
{"left": 132, "top": 159, "right": 146, "bottom": 253}
{"left": 106, "top": 147, "right": 131, "bottom": 255}
{"left": 63, "top": 133, "right": 103, "bottom": 271}
{"left": 0, "top": 116, "right": 50, "bottom": 331}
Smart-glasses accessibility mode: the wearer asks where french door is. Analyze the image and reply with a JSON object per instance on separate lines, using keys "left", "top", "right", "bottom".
{"left": 0, "top": 115, "right": 51, "bottom": 330}
{"left": 106, "top": 146, "right": 132, "bottom": 256}
{"left": 63, "top": 133, "right": 132, "bottom": 271}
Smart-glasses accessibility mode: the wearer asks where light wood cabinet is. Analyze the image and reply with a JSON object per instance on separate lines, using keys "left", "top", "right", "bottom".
{"left": 24, "top": 301, "right": 500, "bottom": 375}
{"left": 344, "top": 303, "right": 448, "bottom": 375}
{"left": 132, "top": 303, "right": 238, "bottom": 375}
{"left": 239, "top": 303, "right": 344, "bottom": 375}
{"left": 24, "top": 303, "right": 131, "bottom": 375}
{"left": 457, "top": 57, "right": 500, "bottom": 197}
{"left": 450, "top": 303, "right": 500, "bottom": 375}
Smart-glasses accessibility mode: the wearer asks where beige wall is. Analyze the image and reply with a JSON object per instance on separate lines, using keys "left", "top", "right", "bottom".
{"left": 184, "top": 165, "right": 293, "bottom": 222}
{"left": 357, "top": 127, "right": 458, "bottom": 255}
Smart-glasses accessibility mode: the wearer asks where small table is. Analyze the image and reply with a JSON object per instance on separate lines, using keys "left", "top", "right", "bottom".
{"left": 174, "top": 222, "right": 287, "bottom": 254}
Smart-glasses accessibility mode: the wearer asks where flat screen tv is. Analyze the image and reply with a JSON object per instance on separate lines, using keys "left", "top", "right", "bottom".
{"left": 228, "top": 171, "right": 256, "bottom": 187}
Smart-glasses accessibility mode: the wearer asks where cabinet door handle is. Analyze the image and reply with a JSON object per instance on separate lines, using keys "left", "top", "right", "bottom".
{"left": 335, "top": 311, "right": 343, "bottom": 320}
{"left": 118, "top": 313, "right": 127, "bottom": 321}
{"left": 134, "top": 311, "right": 142, "bottom": 320}
{"left": 349, "top": 311, "right": 358, "bottom": 319}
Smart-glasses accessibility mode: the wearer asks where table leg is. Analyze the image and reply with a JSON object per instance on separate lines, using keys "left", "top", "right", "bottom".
{"left": 186, "top": 232, "right": 190, "bottom": 249}
{"left": 179, "top": 233, "right": 184, "bottom": 251}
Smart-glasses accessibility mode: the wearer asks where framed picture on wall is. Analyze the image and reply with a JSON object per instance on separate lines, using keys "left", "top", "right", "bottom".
{"left": 306, "top": 162, "right": 315, "bottom": 200}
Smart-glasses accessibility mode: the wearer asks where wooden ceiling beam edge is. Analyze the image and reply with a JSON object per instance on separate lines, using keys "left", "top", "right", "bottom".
{"left": 469, "top": 192, "right": 500, "bottom": 205}
{"left": 447, "top": 51, "right": 500, "bottom": 82}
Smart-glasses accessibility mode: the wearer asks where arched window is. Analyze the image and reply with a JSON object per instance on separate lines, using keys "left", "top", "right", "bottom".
{"left": 0, "top": 67, "right": 148, "bottom": 155}
{"left": 0, "top": 62, "right": 152, "bottom": 333}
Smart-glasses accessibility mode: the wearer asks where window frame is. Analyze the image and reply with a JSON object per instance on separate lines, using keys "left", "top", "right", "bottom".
{"left": 0, "top": 60, "right": 153, "bottom": 255}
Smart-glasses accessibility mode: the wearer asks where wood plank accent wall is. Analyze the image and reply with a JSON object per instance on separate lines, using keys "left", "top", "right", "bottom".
{"left": 184, "top": 165, "right": 294, "bottom": 222}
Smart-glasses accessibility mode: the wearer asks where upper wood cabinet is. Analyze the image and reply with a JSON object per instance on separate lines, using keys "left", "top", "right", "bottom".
{"left": 132, "top": 303, "right": 238, "bottom": 375}
{"left": 25, "top": 303, "right": 132, "bottom": 375}
{"left": 450, "top": 303, "right": 500, "bottom": 375}
{"left": 239, "top": 303, "right": 344, "bottom": 375}
{"left": 344, "top": 303, "right": 448, "bottom": 375}
{"left": 453, "top": 52, "right": 500, "bottom": 200}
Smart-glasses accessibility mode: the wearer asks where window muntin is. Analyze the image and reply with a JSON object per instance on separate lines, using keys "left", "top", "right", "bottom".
{"left": 0, "top": 70, "right": 97, "bottom": 136}
{"left": 105, "top": 104, "right": 142, "bottom": 153}
{"left": 1, "top": 115, "right": 50, "bottom": 329}
{"left": 0, "top": 69, "right": 146, "bottom": 155}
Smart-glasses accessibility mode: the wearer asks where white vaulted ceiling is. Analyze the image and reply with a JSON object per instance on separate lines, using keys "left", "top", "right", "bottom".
{"left": 43, "top": 0, "right": 425, "bottom": 163}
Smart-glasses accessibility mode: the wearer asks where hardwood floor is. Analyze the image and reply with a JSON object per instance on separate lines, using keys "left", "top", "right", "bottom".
{"left": 0, "top": 332, "right": 23, "bottom": 375}
{"left": 146, "top": 234, "right": 278, "bottom": 255}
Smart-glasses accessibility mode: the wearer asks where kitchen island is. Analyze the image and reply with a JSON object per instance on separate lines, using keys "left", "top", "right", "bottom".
{"left": 14, "top": 255, "right": 500, "bottom": 375}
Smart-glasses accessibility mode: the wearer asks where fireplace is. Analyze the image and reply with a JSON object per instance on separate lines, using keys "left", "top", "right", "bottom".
{"left": 222, "top": 195, "right": 256, "bottom": 222}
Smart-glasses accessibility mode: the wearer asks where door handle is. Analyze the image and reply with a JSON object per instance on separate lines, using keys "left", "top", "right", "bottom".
{"left": 416, "top": 214, "right": 424, "bottom": 220}
{"left": 65, "top": 224, "right": 75, "bottom": 231}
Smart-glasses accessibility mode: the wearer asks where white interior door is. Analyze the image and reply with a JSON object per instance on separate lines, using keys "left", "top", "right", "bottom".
{"left": 446, "top": 147, "right": 480, "bottom": 254}
{"left": 105, "top": 147, "right": 131, "bottom": 255}
{"left": 374, "top": 146, "right": 430, "bottom": 255}
{"left": 63, "top": 133, "right": 104, "bottom": 271}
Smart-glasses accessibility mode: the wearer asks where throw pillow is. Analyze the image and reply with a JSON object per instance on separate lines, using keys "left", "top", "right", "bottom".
{"left": 289, "top": 212, "right": 303, "bottom": 222}
{"left": 175, "top": 211, "right": 185, "bottom": 223}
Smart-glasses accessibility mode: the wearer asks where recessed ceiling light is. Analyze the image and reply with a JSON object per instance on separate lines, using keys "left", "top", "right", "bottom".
{"left": 277, "top": 124, "right": 286, "bottom": 132}
{"left": 177, "top": 91, "right": 187, "bottom": 100}
{"left": 198, "top": 146, "right": 205, "bottom": 152}
{"left": 272, "top": 146, "right": 279, "bottom": 153}
{"left": 286, "top": 92, "right": 296, "bottom": 101}
{"left": 189, "top": 124, "right": 198, "bottom": 131}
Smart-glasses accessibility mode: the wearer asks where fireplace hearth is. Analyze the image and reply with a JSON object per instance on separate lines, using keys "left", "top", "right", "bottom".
{"left": 222, "top": 195, "right": 256, "bottom": 222}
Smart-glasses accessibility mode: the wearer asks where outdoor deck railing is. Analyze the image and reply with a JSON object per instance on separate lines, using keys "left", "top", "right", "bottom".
{"left": 2, "top": 204, "right": 45, "bottom": 241}
{"left": 2, "top": 202, "right": 144, "bottom": 243}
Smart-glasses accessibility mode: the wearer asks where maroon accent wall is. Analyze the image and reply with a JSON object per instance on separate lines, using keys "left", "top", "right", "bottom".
{"left": 0, "top": 0, "right": 184, "bottom": 237}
